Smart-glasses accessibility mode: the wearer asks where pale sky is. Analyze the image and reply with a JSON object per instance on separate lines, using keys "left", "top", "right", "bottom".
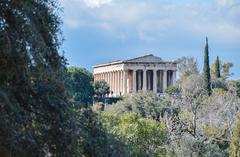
{"left": 60, "top": 0, "right": 240, "bottom": 79}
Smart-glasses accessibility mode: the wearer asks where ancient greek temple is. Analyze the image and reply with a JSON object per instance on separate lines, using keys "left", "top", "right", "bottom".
{"left": 93, "top": 54, "right": 177, "bottom": 96}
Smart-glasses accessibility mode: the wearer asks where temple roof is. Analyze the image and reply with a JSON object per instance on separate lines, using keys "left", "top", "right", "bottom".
{"left": 93, "top": 54, "right": 176, "bottom": 68}
{"left": 125, "top": 54, "right": 163, "bottom": 63}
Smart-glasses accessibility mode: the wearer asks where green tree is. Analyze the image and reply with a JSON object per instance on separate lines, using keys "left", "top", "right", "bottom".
{"left": 212, "top": 56, "right": 221, "bottom": 78}
{"left": 93, "top": 80, "right": 110, "bottom": 101}
{"left": 211, "top": 58, "right": 233, "bottom": 80}
{"left": 68, "top": 66, "right": 94, "bottom": 106}
{"left": 177, "top": 57, "right": 199, "bottom": 77}
{"left": 169, "top": 134, "right": 227, "bottom": 157}
{"left": 100, "top": 112, "right": 168, "bottom": 157}
{"left": 230, "top": 113, "right": 240, "bottom": 157}
{"left": 0, "top": 0, "right": 76, "bottom": 156}
{"left": 203, "top": 37, "right": 212, "bottom": 96}
{"left": 222, "top": 62, "right": 234, "bottom": 79}
{"left": 71, "top": 108, "right": 129, "bottom": 157}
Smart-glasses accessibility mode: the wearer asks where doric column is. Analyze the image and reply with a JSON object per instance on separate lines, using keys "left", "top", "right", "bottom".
{"left": 118, "top": 71, "right": 121, "bottom": 96}
{"left": 119, "top": 71, "right": 122, "bottom": 95}
{"left": 116, "top": 71, "right": 119, "bottom": 96}
{"left": 107, "top": 72, "right": 110, "bottom": 85}
{"left": 163, "top": 70, "right": 168, "bottom": 90}
{"left": 127, "top": 71, "right": 130, "bottom": 93}
{"left": 110, "top": 72, "right": 113, "bottom": 93}
{"left": 143, "top": 69, "right": 147, "bottom": 91}
{"left": 111, "top": 72, "right": 114, "bottom": 94}
{"left": 132, "top": 70, "right": 136, "bottom": 92}
{"left": 104, "top": 73, "right": 107, "bottom": 82}
{"left": 137, "top": 70, "right": 142, "bottom": 90}
{"left": 114, "top": 71, "right": 117, "bottom": 96}
{"left": 153, "top": 69, "right": 157, "bottom": 93}
{"left": 113, "top": 71, "right": 116, "bottom": 95}
{"left": 123, "top": 70, "right": 127, "bottom": 94}
{"left": 147, "top": 71, "right": 151, "bottom": 90}
{"left": 115, "top": 71, "right": 117, "bottom": 96}
{"left": 172, "top": 71, "right": 176, "bottom": 86}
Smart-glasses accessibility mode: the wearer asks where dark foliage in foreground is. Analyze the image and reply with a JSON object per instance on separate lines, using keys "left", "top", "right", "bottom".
{"left": 0, "top": 0, "right": 74, "bottom": 156}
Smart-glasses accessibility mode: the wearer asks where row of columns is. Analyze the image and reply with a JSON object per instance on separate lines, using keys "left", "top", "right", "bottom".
{"left": 95, "top": 70, "right": 127, "bottom": 96}
{"left": 132, "top": 69, "right": 176, "bottom": 93}
{"left": 94, "top": 69, "right": 176, "bottom": 96}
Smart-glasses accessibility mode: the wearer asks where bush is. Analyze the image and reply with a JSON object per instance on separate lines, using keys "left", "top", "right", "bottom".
{"left": 230, "top": 113, "right": 240, "bottom": 157}
{"left": 104, "top": 92, "right": 179, "bottom": 121}
{"left": 212, "top": 88, "right": 226, "bottom": 95}
{"left": 93, "top": 103, "right": 105, "bottom": 111}
{"left": 211, "top": 78, "right": 228, "bottom": 91}
{"left": 168, "top": 134, "right": 227, "bottom": 157}
{"left": 164, "top": 86, "right": 180, "bottom": 94}
{"left": 100, "top": 112, "right": 168, "bottom": 157}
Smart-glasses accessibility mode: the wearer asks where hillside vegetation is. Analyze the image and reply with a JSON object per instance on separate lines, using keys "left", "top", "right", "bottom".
{"left": 0, "top": 0, "right": 240, "bottom": 156}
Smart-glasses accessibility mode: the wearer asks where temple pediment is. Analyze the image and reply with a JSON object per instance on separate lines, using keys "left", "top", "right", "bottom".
{"left": 124, "top": 54, "right": 163, "bottom": 63}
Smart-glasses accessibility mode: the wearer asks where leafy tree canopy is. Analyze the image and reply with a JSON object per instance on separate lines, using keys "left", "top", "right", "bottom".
{"left": 67, "top": 66, "right": 94, "bottom": 106}
{"left": 177, "top": 57, "right": 199, "bottom": 77}
{"left": 100, "top": 112, "right": 168, "bottom": 157}
{"left": 222, "top": 62, "right": 234, "bottom": 79}
{"left": 105, "top": 92, "right": 179, "bottom": 121}
{"left": 93, "top": 80, "right": 110, "bottom": 100}
{"left": 0, "top": 0, "right": 76, "bottom": 156}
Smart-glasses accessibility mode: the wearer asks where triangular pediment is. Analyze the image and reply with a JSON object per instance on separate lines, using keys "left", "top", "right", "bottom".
{"left": 125, "top": 54, "right": 163, "bottom": 63}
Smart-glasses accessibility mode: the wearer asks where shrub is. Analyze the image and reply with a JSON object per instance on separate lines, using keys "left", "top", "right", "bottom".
{"left": 164, "top": 86, "right": 180, "bottom": 94}
{"left": 100, "top": 112, "right": 168, "bottom": 157}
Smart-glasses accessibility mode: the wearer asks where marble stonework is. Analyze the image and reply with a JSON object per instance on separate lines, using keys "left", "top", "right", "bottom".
{"left": 93, "top": 54, "right": 177, "bottom": 97}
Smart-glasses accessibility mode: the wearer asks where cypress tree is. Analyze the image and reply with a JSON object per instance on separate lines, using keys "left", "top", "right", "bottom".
{"left": 203, "top": 37, "right": 211, "bottom": 95}
{"left": 215, "top": 56, "right": 221, "bottom": 78}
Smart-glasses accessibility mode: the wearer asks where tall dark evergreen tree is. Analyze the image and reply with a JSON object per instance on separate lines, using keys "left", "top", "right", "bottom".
{"left": 203, "top": 37, "right": 211, "bottom": 96}
{"left": 214, "top": 56, "right": 221, "bottom": 78}
{"left": 0, "top": 0, "right": 77, "bottom": 156}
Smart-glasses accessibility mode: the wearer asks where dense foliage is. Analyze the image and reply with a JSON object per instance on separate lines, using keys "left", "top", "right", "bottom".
{"left": 100, "top": 113, "right": 168, "bottom": 157}
{"left": 93, "top": 80, "right": 110, "bottom": 101}
{"left": 68, "top": 66, "right": 94, "bottom": 106}
{"left": 0, "top": 0, "right": 74, "bottom": 156}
